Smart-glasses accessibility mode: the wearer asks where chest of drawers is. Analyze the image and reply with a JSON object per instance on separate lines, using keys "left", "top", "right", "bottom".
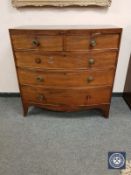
{"left": 9, "top": 26, "right": 122, "bottom": 118}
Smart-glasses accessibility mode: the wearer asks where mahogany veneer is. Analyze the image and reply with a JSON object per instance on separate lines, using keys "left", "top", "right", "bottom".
{"left": 9, "top": 26, "right": 122, "bottom": 117}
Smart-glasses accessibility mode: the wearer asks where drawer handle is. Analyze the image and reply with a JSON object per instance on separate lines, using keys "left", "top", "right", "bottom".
{"left": 87, "top": 76, "right": 94, "bottom": 83}
{"left": 88, "top": 58, "right": 95, "bottom": 65}
{"left": 35, "top": 58, "right": 41, "bottom": 64}
{"left": 37, "top": 94, "right": 45, "bottom": 101}
{"left": 90, "top": 39, "right": 96, "bottom": 47}
{"left": 32, "top": 39, "right": 40, "bottom": 47}
{"left": 36, "top": 76, "right": 44, "bottom": 82}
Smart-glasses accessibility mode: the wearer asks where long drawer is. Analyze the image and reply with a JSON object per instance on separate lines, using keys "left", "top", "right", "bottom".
{"left": 21, "top": 85, "right": 112, "bottom": 106}
{"left": 18, "top": 68, "right": 115, "bottom": 87}
{"left": 15, "top": 50, "right": 118, "bottom": 69}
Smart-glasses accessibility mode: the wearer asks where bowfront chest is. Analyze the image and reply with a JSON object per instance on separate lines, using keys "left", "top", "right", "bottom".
{"left": 9, "top": 26, "right": 122, "bottom": 118}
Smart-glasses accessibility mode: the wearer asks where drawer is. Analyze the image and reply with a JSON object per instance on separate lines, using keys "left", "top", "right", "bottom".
{"left": 21, "top": 85, "right": 111, "bottom": 106}
{"left": 15, "top": 50, "right": 118, "bottom": 69}
{"left": 87, "top": 50, "right": 118, "bottom": 68}
{"left": 11, "top": 34, "right": 63, "bottom": 51}
{"left": 65, "top": 34, "right": 120, "bottom": 51}
{"left": 18, "top": 68, "right": 115, "bottom": 87}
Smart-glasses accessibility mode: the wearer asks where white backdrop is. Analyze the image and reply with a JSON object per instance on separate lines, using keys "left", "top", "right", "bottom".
{"left": 0, "top": 0, "right": 131, "bottom": 92}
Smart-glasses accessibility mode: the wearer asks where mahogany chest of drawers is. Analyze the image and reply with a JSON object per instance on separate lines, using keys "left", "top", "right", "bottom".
{"left": 9, "top": 26, "right": 122, "bottom": 118}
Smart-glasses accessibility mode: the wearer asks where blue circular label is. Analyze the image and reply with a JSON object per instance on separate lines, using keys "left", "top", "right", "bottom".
{"left": 109, "top": 153, "right": 125, "bottom": 169}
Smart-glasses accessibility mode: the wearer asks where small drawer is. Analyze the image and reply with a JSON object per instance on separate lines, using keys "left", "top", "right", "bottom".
{"left": 18, "top": 68, "right": 115, "bottom": 87}
{"left": 21, "top": 85, "right": 112, "bottom": 106}
{"left": 15, "top": 50, "right": 118, "bottom": 70}
{"left": 65, "top": 34, "right": 120, "bottom": 51}
{"left": 11, "top": 34, "right": 63, "bottom": 51}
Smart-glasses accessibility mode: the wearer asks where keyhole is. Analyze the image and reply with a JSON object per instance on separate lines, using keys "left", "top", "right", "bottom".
{"left": 48, "top": 56, "right": 54, "bottom": 64}
{"left": 86, "top": 95, "right": 91, "bottom": 102}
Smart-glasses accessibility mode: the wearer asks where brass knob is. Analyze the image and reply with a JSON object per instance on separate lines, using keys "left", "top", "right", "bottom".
{"left": 90, "top": 39, "right": 96, "bottom": 47}
{"left": 87, "top": 76, "right": 94, "bottom": 83}
{"left": 37, "top": 94, "right": 44, "bottom": 101}
{"left": 35, "top": 58, "right": 41, "bottom": 64}
{"left": 36, "top": 76, "right": 44, "bottom": 82}
{"left": 88, "top": 58, "right": 95, "bottom": 65}
{"left": 32, "top": 39, "right": 40, "bottom": 47}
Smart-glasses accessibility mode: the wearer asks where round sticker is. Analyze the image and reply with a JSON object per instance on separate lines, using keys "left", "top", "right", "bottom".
{"left": 109, "top": 153, "right": 125, "bottom": 169}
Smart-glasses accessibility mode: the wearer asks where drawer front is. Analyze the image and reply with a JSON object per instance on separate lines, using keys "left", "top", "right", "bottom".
{"left": 87, "top": 51, "right": 118, "bottom": 68}
{"left": 21, "top": 86, "right": 111, "bottom": 106}
{"left": 65, "top": 35, "right": 90, "bottom": 51}
{"left": 11, "top": 35, "right": 63, "bottom": 51}
{"left": 65, "top": 34, "right": 120, "bottom": 51}
{"left": 18, "top": 68, "right": 115, "bottom": 87}
{"left": 15, "top": 50, "right": 118, "bottom": 69}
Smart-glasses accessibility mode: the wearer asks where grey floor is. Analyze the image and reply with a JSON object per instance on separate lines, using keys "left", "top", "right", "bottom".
{"left": 0, "top": 97, "right": 131, "bottom": 175}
